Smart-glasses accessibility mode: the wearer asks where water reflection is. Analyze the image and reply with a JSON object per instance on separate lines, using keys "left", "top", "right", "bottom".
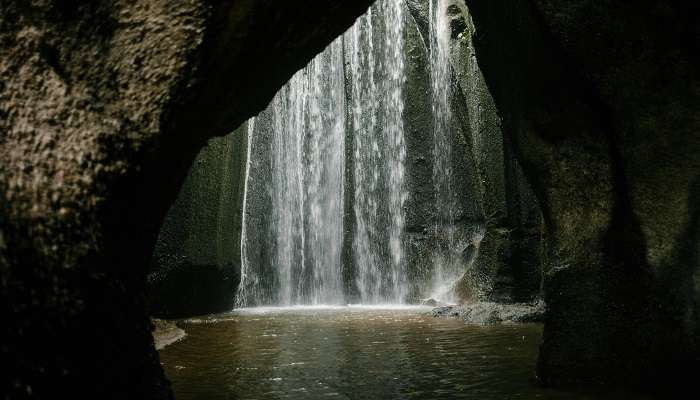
{"left": 159, "top": 307, "right": 643, "bottom": 399}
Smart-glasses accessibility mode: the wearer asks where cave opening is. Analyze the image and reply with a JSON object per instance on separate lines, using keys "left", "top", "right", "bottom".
{"left": 3, "top": 0, "right": 698, "bottom": 397}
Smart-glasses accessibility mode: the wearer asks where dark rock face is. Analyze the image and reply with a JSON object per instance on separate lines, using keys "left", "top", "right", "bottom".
{"left": 405, "top": 0, "right": 544, "bottom": 303}
{"left": 464, "top": 0, "right": 700, "bottom": 390}
{"left": 148, "top": 130, "right": 247, "bottom": 319}
{"left": 0, "top": 0, "right": 374, "bottom": 398}
{"left": 402, "top": 3, "right": 488, "bottom": 303}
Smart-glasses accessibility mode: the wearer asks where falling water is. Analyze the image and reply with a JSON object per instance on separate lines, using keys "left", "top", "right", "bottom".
{"left": 236, "top": 0, "right": 408, "bottom": 307}
{"left": 234, "top": 119, "right": 257, "bottom": 308}
{"left": 303, "top": 40, "right": 347, "bottom": 305}
{"left": 428, "top": 0, "right": 460, "bottom": 302}
{"left": 346, "top": 0, "right": 407, "bottom": 304}
{"left": 383, "top": 0, "right": 408, "bottom": 303}
{"left": 268, "top": 40, "right": 346, "bottom": 306}
{"left": 346, "top": 11, "right": 382, "bottom": 303}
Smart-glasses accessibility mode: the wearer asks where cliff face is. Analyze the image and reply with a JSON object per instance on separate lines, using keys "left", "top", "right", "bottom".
{"left": 405, "top": 0, "right": 544, "bottom": 303}
{"left": 463, "top": 0, "right": 700, "bottom": 390}
{"left": 0, "top": 0, "right": 374, "bottom": 397}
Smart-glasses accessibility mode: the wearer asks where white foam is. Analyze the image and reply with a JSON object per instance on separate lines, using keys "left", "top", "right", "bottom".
{"left": 232, "top": 304, "right": 432, "bottom": 314}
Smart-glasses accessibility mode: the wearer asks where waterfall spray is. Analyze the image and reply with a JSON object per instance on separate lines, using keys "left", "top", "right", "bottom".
{"left": 428, "top": 0, "right": 460, "bottom": 303}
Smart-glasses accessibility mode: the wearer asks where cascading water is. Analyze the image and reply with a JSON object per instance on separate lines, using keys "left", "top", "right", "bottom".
{"left": 383, "top": 0, "right": 408, "bottom": 303}
{"left": 235, "top": 119, "right": 258, "bottom": 308}
{"left": 428, "top": 0, "right": 461, "bottom": 303}
{"left": 346, "top": 0, "right": 407, "bottom": 304}
{"left": 236, "top": 0, "right": 408, "bottom": 307}
{"left": 268, "top": 39, "right": 346, "bottom": 306}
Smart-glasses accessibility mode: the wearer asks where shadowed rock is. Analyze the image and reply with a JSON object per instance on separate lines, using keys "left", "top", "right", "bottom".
{"left": 463, "top": 0, "right": 700, "bottom": 391}
{"left": 0, "top": 1, "right": 374, "bottom": 397}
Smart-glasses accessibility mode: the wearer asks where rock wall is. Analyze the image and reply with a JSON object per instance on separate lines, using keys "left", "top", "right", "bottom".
{"left": 0, "top": 1, "right": 375, "bottom": 398}
{"left": 401, "top": 2, "right": 487, "bottom": 303}
{"left": 148, "top": 127, "right": 247, "bottom": 319}
{"left": 406, "top": 0, "right": 544, "bottom": 303}
{"left": 463, "top": 0, "right": 700, "bottom": 390}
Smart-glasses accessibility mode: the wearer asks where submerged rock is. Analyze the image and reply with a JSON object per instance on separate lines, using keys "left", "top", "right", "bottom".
{"left": 433, "top": 300, "right": 545, "bottom": 324}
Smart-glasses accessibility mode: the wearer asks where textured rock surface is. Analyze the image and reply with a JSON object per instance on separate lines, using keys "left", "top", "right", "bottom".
{"left": 0, "top": 0, "right": 374, "bottom": 397}
{"left": 401, "top": 3, "right": 487, "bottom": 302}
{"left": 464, "top": 0, "right": 700, "bottom": 390}
{"left": 405, "top": 0, "right": 544, "bottom": 303}
{"left": 432, "top": 300, "right": 545, "bottom": 324}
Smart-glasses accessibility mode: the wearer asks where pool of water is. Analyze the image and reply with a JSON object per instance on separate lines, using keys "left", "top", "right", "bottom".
{"left": 159, "top": 306, "right": 640, "bottom": 399}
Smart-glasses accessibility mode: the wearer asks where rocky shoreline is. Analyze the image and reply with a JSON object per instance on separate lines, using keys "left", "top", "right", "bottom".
{"left": 432, "top": 300, "right": 545, "bottom": 324}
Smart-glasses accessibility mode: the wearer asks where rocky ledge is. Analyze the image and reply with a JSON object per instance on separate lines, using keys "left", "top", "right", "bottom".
{"left": 433, "top": 300, "right": 545, "bottom": 324}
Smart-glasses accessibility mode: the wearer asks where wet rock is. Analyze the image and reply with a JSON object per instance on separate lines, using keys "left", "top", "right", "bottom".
{"left": 433, "top": 300, "right": 545, "bottom": 324}
{"left": 148, "top": 131, "right": 246, "bottom": 319}
{"left": 448, "top": 15, "right": 467, "bottom": 39}
{"left": 406, "top": 0, "right": 544, "bottom": 306}
{"left": 152, "top": 319, "right": 186, "bottom": 351}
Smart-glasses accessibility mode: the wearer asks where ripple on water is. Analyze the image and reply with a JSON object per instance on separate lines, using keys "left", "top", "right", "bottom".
{"left": 159, "top": 307, "right": 645, "bottom": 400}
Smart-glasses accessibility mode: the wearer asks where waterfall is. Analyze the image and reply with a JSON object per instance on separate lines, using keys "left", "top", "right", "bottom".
{"left": 303, "top": 40, "right": 346, "bottom": 305}
{"left": 268, "top": 39, "right": 347, "bottom": 306}
{"left": 236, "top": 0, "right": 408, "bottom": 307}
{"left": 347, "top": 7, "right": 381, "bottom": 304}
{"left": 383, "top": 0, "right": 408, "bottom": 303}
{"left": 346, "top": 0, "right": 407, "bottom": 304}
{"left": 428, "top": 0, "right": 460, "bottom": 302}
{"left": 234, "top": 119, "right": 257, "bottom": 308}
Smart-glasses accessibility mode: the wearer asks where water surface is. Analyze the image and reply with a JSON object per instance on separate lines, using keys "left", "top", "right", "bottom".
{"left": 159, "top": 307, "right": 637, "bottom": 399}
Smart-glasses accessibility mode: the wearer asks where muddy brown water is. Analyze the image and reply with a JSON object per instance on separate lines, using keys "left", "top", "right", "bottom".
{"left": 159, "top": 306, "right": 647, "bottom": 399}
